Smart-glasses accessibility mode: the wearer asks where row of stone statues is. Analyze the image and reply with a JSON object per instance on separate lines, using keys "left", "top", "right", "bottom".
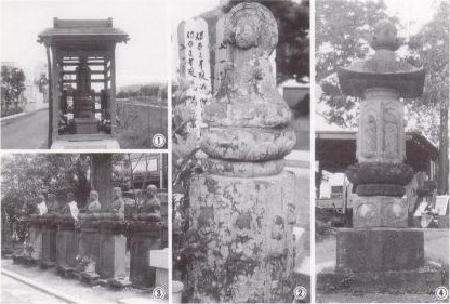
{"left": 27, "top": 184, "right": 161, "bottom": 220}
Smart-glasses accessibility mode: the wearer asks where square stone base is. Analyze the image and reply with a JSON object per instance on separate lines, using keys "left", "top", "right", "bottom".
{"left": 336, "top": 228, "right": 424, "bottom": 273}
{"left": 75, "top": 118, "right": 98, "bottom": 134}
{"left": 353, "top": 196, "right": 408, "bottom": 227}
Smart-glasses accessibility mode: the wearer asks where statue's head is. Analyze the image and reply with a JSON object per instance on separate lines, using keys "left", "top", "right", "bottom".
{"left": 37, "top": 194, "right": 45, "bottom": 203}
{"left": 113, "top": 187, "right": 122, "bottom": 198}
{"left": 48, "top": 193, "right": 56, "bottom": 202}
{"left": 224, "top": 2, "right": 278, "bottom": 53}
{"left": 89, "top": 190, "right": 98, "bottom": 202}
{"left": 146, "top": 184, "right": 158, "bottom": 198}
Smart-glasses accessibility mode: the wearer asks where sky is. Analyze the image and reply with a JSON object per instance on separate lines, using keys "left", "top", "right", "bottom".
{"left": 0, "top": 0, "right": 169, "bottom": 88}
{"left": 0, "top": 0, "right": 439, "bottom": 88}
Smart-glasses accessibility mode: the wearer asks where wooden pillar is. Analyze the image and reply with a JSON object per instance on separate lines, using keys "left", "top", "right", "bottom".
{"left": 91, "top": 154, "right": 112, "bottom": 211}
{"left": 51, "top": 47, "right": 59, "bottom": 145}
{"left": 46, "top": 46, "right": 53, "bottom": 148}
{"left": 109, "top": 45, "right": 117, "bottom": 137}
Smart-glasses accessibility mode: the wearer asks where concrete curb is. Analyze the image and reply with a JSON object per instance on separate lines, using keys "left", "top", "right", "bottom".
{"left": 1, "top": 269, "right": 81, "bottom": 304}
{"left": 0, "top": 112, "right": 27, "bottom": 122}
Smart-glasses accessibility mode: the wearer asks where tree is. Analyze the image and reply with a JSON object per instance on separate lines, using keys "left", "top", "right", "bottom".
{"left": 223, "top": 0, "right": 309, "bottom": 83}
{"left": 316, "top": 0, "right": 398, "bottom": 127}
{"left": 407, "top": 1, "right": 449, "bottom": 194}
{"left": 1, "top": 155, "right": 91, "bottom": 216}
{"left": 1, "top": 65, "right": 26, "bottom": 110}
{"left": 316, "top": 0, "right": 449, "bottom": 194}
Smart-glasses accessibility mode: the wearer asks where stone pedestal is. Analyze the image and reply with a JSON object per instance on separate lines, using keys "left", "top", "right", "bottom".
{"left": 1, "top": 212, "right": 14, "bottom": 257}
{"left": 97, "top": 219, "right": 129, "bottom": 286}
{"left": 55, "top": 215, "right": 79, "bottom": 276}
{"left": 336, "top": 228, "right": 424, "bottom": 273}
{"left": 75, "top": 118, "right": 98, "bottom": 134}
{"left": 188, "top": 170, "right": 296, "bottom": 302}
{"left": 41, "top": 214, "right": 57, "bottom": 268}
{"left": 78, "top": 214, "right": 101, "bottom": 283}
{"left": 129, "top": 219, "right": 162, "bottom": 288}
{"left": 27, "top": 216, "right": 44, "bottom": 264}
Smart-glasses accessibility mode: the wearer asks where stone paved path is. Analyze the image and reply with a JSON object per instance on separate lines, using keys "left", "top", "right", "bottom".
{"left": 1, "top": 108, "right": 48, "bottom": 149}
{"left": 1, "top": 260, "right": 162, "bottom": 304}
{"left": 1, "top": 274, "right": 66, "bottom": 304}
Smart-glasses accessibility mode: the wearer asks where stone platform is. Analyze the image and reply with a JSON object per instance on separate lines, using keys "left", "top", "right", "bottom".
{"left": 317, "top": 264, "right": 445, "bottom": 294}
{"left": 336, "top": 228, "right": 424, "bottom": 273}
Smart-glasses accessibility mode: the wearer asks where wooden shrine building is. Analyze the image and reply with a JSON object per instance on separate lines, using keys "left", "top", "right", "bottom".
{"left": 38, "top": 18, "right": 129, "bottom": 149}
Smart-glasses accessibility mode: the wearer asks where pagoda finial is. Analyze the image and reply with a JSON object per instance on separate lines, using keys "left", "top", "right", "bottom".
{"left": 370, "top": 20, "right": 400, "bottom": 51}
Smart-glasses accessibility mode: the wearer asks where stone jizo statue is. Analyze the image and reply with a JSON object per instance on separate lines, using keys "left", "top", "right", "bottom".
{"left": 111, "top": 187, "right": 124, "bottom": 220}
{"left": 36, "top": 195, "right": 48, "bottom": 215}
{"left": 63, "top": 192, "right": 79, "bottom": 220}
{"left": 86, "top": 190, "right": 101, "bottom": 212}
{"left": 140, "top": 184, "right": 160, "bottom": 214}
{"left": 47, "top": 193, "right": 60, "bottom": 214}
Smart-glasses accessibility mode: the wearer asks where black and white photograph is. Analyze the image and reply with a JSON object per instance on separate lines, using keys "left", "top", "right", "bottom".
{"left": 315, "top": 0, "right": 449, "bottom": 302}
{"left": 171, "top": 0, "right": 310, "bottom": 302}
{"left": 2, "top": 0, "right": 450, "bottom": 303}
{"left": 1, "top": 0, "right": 169, "bottom": 149}
{"left": 1, "top": 153, "right": 168, "bottom": 303}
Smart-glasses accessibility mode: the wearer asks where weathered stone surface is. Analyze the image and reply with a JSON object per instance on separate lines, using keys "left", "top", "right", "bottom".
{"left": 97, "top": 220, "right": 127, "bottom": 280}
{"left": 353, "top": 197, "right": 408, "bottom": 227}
{"left": 336, "top": 228, "right": 424, "bottom": 273}
{"left": 185, "top": 2, "right": 298, "bottom": 302}
{"left": 129, "top": 221, "right": 162, "bottom": 288}
{"left": 55, "top": 222, "right": 79, "bottom": 272}
{"left": 78, "top": 217, "right": 101, "bottom": 275}
{"left": 41, "top": 221, "right": 57, "bottom": 267}
{"left": 204, "top": 158, "right": 284, "bottom": 177}
{"left": 355, "top": 184, "right": 405, "bottom": 197}
{"left": 202, "top": 127, "right": 295, "bottom": 161}
{"left": 28, "top": 225, "right": 43, "bottom": 262}
{"left": 186, "top": 171, "right": 296, "bottom": 302}
{"left": 356, "top": 89, "right": 407, "bottom": 163}
{"left": 200, "top": 2, "right": 295, "bottom": 162}
{"left": 317, "top": 268, "right": 444, "bottom": 294}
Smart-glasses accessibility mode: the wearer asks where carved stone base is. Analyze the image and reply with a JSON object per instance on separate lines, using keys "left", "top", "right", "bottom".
{"left": 336, "top": 228, "right": 424, "bottom": 273}
{"left": 187, "top": 171, "right": 296, "bottom": 303}
{"left": 353, "top": 196, "right": 408, "bottom": 227}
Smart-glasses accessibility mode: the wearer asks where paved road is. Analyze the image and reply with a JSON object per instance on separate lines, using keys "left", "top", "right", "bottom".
{"left": 1, "top": 108, "right": 48, "bottom": 149}
{"left": 1, "top": 274, "right": 66, "bottom": 304}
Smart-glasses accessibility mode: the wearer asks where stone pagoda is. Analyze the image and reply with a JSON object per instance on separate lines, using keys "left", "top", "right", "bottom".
{"left": 317, "top": 21, "right": 443, "bottom": 293}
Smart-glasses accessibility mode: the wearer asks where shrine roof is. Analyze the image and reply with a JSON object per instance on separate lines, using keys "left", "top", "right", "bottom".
{"left": 38, "top": 17, "right": 129, "bottom": 44}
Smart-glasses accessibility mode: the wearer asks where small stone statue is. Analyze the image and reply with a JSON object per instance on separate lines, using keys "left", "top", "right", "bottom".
{"left": 63, "top": 192, "right": 79, "bottom": 220}
{"left": 36, "top": 195, "right": 48, "bottom": 215}
{"left": 86, "top": 190, "right": 101, "bottom": 212}
{"left": 111, "top": 187, "right": 124, "bottom": 220}
{"left": 76, "top": 56, "right": 92, "bottom": 94}
{"left": 140, "top": 185, "right": 160, "bottom": 214}
{"left": 47, "top": 193, "right": 60, "bottom": 214}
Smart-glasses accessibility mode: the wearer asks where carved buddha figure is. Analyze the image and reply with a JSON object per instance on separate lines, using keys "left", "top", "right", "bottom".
{"left": 76, "top": 56, "right": 91, "bottom": 95}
